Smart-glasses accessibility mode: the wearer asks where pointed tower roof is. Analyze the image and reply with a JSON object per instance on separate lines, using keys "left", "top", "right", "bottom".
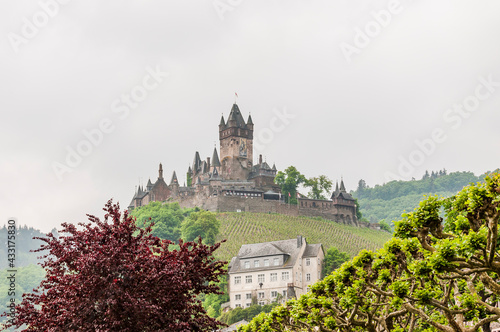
{"left": 331, "top": 181, "right": 340, "bottom": 199}
{"left": 193, "top": 152, "right": 201, "bottom": 171}
{"left": 188, "top": 165, "right": 192, "bottom": 173}
{"left": 227, "top": 104, "right": 247, "bottom": 128}
{"left": 247, "top": 114, "right": 253, "bottom": 125}
{"left": 170, "top": 171, "right": 178, "bottom": 185}
{"left": 146, "top": 179, "right": 153, "bottom": 191}
{"left": 219, "top": 114, "right": 225, "bottom": 126}
{"left": 340, "top": 179, "right": 346, "bottom": 192}
{"left": 212, "top": 147, "right": 221, "bottom": 167}
{"left": 272, "top": 163, "right": 277, "bottom": 171}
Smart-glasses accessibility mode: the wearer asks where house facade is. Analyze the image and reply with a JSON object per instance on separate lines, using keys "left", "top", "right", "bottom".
{"left": 227, "top": 236, "right": 324, "bottom": 308}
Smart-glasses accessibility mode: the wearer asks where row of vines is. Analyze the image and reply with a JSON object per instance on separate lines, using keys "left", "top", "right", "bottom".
{"left": 214, "top": 213, "right": 391, "bottom": 261}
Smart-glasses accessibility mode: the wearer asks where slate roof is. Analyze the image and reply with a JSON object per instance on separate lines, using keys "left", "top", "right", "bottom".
{"left": 225, "top": 104, "right": 247, "bottom": 128}
{"left": 212, "top": 147, "right": 221, "bottom": 167}
{"left": 229, "top": 237, "right": 322, "bottom": 274}
{"left": 303, "top": 243, "right": 323, "bottom": 258}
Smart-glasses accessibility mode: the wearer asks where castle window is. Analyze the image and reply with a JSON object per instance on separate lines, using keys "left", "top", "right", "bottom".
{"left": 281, "top": 272, "right": 289, "bottom": 281}
{"left": 264, "top": 259, "right": 269, "bottom": 266}
{"left": 270, "top": 273, "right": 277, "bottom": 282}
{"left": 273, "top": 258, "right": 279, "bottom": 266}
{"left": 258, "top": 274, "right": 265, "bottom": 283}
{"left": 246, "top": 275, "right": 252, "bottom": 283}
{"left": 306, "top": 273, "right": 311, "bottom": 282}
{"left": 234, "top": 276, "right": 241, "bottom": 284}
{"left": 254, "top": 260, "right": 260, "bottom": 268}
{"left": 306, "top": 258, "right": 311, "bottom": 266}
{"left": 271, "top": 291, "right": 277, "bottom": 298}
{"left": 235, "top": 294, "right": 241, "bottom": 300}
{"left": 244, "top": 261, "right": 250, "bottom": 269}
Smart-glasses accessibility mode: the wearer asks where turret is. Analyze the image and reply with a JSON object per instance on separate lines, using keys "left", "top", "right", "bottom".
{"left": 158, "top": 163, "right": 163, "bottom": 180}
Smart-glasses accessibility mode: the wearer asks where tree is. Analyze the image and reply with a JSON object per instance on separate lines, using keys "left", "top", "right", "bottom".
{"left": 181, "top": 210, "right": 220, "bottom": 245}
{"left": 305, "top": 175, "right": 333, "bottom": 200}
{"left": 321, "top": 246, "right": 349, "bottom": 278}
{"left": 274, "top": 166, "right": 306, "bottom": 204}
{"left": 378, "top": 219, "right": 392, "bottom": 233}
{"left": 241, "top": 173, "right": 500, "bottom": 332}
{"left": 4, "top": 200, "right": 226, "bottom": 331}
{"left": 131, "top": 201, "right": 196, "bottom": 242}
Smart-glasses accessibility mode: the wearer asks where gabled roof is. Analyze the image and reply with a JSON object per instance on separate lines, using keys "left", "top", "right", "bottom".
{"left": 229, "top": 237, "right": 322, "bottom": 274}
{"left": 303, "top": 243, "right": 323, "bottom": 258}
{"left": 239, "top": 243, "right": 286, "bottom": 259}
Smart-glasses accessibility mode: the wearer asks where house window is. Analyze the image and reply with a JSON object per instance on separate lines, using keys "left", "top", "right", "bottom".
{"left": 246, "top": 303, "right": 251, "bottom": 307}
{"left": 254, "top": 260, "right": 260, "bottom": 268}
{"left": 282, "top": 272, "right": 289, "bottom": 281}
{"left": 244, "top": 261, "right": 250, "bottom": 269}
{"left": 306, "top": 273, "right": 311, "bottom": 282}
{"left": 235, "top": 304, "right": 241, "bottom": 308}
{"left": 271, "top": 291, "right": 278, "bottom": 298}
{"left": 273, "top": 258, "right": 279, "bottom": 266}
{"left": 235, "top": 294, "right": 241, "bottom": 300}
{"left": 245, "top": 275, "right": 252, "bottom": 284}
{"left": 258, "top": 292, "right": 264, "bottom": 299}
{"left": 264, "top": 259, "right": 270, "bottom": 266}
{"left": 234, "top": 276, "right": 241, "bottom": 284}
{"left": 258, "top": 274, "right": 265, "bottom": 283}
{"left": 258, "top": 301, "right": 265, "bottom": 306}
{"left": 270, "top": 273, "right": 277, "bottom": 282}
{"left": 306, "top": 258, "right": 311, "bottom": 266}
{"left": 246, "top": 293, "right": 252, "bottom": 299}
{"left": 283, "top": 290, "right": 287, "bottom": 297}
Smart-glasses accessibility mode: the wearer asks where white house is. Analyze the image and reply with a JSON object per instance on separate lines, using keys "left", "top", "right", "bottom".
{"left": 227, "top": 236, "right": 325, "bottom": 308}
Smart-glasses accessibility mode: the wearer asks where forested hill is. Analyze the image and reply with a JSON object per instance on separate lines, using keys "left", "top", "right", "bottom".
{"left": 353, "top": 170, "right": 493, "bottom": 226}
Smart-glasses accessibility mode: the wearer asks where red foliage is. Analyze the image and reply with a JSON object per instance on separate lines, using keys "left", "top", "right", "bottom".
{"left": 5, "top": 200, "right": 227, "bottom": 331}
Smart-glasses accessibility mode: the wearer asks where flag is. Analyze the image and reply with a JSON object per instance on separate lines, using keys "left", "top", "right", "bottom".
{"left": 288, "top": 192, "right": 291, "bottom": 197}
{"left": 235, "top": 92, "right": 238, "bottom": 98}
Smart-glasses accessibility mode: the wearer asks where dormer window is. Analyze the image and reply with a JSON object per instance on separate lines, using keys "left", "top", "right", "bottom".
{"left": 244, "top": 261, "right": 250, "bottom": 269}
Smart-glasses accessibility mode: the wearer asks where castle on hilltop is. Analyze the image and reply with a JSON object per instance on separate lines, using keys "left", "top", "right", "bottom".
{"left": 128, "top": 103, "right": 370, "bottom": 227}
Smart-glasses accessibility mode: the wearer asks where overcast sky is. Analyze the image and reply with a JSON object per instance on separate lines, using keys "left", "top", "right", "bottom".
{"left": 1, "top": 0, "right": 499, "bottom": 232}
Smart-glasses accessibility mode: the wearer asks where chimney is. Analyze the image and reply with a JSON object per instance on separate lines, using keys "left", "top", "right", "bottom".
{"left": 297, "top": 235, "right": 303, "bottom": 248}
{"left": 259, "top": 154, "right": 263, "bottom": 165}
{"left": 207, "top": 157, "right": 211, "bottom": 170}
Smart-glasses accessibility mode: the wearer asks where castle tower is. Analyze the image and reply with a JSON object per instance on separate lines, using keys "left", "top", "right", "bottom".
{"left": 219, "top": 104, "right": 253, "bottom": 181}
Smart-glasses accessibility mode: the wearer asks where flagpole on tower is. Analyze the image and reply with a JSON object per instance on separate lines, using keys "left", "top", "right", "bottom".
{"left": 234, "top": 92, "right": 238, "bottom": 104}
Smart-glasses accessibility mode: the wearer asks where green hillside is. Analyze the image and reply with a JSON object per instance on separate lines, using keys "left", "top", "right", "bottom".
{"left": 353, "top": 170, "right": 493, "bottom": 226}
{"left": 214, "top": 212, "right": 391, "bottom": 261}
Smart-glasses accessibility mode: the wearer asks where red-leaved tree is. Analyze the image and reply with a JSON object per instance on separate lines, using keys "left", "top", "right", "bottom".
{"left": 5, "top": 200, "right": 227, "bottom": 331}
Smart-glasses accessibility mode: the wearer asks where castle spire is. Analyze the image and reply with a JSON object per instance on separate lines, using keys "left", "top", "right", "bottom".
{"left": 170, "top": 171, "right": 178, "bottom": 186}
{"left": 340, "top": 178, "right": 346, "bottom": 192}
{"left": 219, "top": 114, "right": 225, "bottom": 126}
{"left": 247, "top": 114, "right": 253, "bottom": 125}
{"left": 158, "top": 163, "right": 163, "bottom": 180}
{"left": 212, "top": 147, "right": 221, "bottom": 167}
